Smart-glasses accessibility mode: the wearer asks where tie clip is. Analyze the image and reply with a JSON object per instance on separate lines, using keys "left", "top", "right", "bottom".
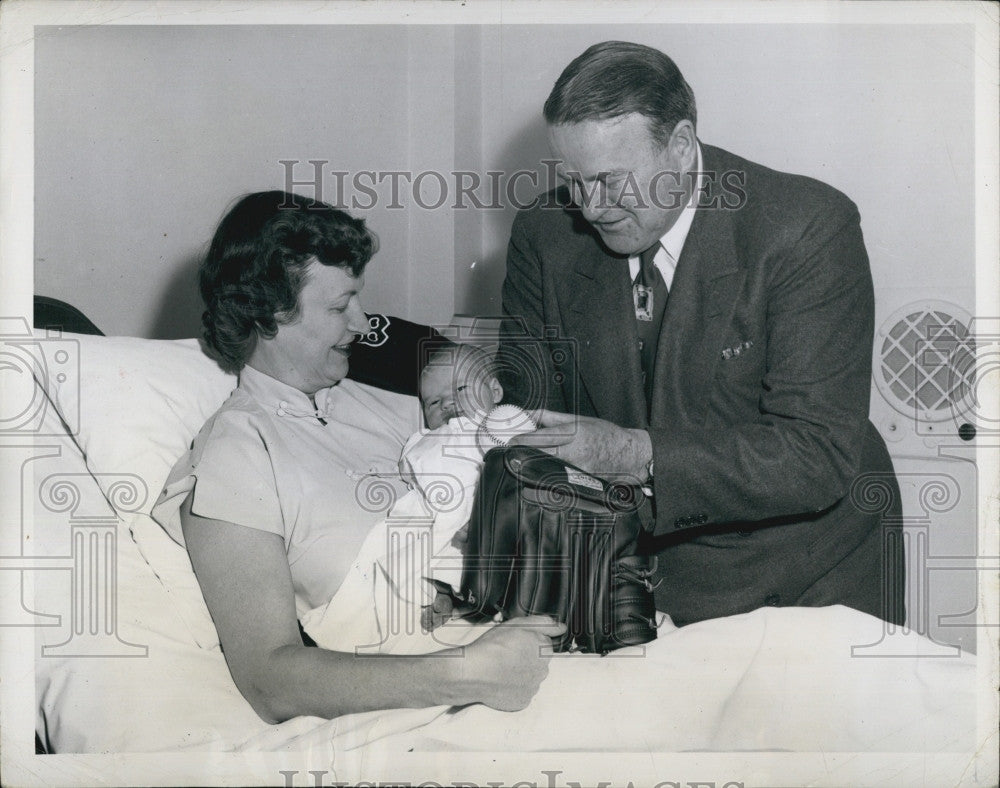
{"left": 634, "top": 284, "right": 654, "bottom": 321}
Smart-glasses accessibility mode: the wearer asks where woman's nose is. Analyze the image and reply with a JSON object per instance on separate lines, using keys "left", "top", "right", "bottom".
{"left": 346, "top": 298, "right": 370, "bottom": 336}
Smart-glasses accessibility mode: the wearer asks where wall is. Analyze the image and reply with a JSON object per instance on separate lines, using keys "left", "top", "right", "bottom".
{"left": 36, "top": 24, "right": 975, "bottom": 334}
{"left": 455, "top": 24, "right": 975, "bottom": 321}
{"left": 34, "top": 24, "right": 457, "bottom": 337}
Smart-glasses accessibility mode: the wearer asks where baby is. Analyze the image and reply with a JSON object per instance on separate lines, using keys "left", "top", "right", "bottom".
{"left": 301, "top": 341, "right": 536, "bottom": 654}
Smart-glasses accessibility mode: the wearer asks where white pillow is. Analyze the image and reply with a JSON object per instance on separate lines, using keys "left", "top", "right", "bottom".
{"left": 30, "top": 334, "right": 237, "bottom": 648}
{"left": 33, "top": 331, "right": 423, "bottom": 649}
{"left": 34, "top": 333, "right": 238, "bottom": 511}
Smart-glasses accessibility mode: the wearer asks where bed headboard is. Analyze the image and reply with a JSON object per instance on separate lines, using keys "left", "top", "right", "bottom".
{"left": 33, "top": 295, "right": 104, "bottom": 336}
{"left": 31, "top": 296, "right": 447, "bottom": 398}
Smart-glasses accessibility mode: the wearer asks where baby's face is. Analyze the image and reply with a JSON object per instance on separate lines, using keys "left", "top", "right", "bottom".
{"left": 419, "top": 363, "right": 502, "bottom": 430}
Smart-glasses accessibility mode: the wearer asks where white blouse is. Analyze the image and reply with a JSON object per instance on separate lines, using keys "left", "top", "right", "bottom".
{"left": 152, "top": 364, "right": 421, "bottom": 615}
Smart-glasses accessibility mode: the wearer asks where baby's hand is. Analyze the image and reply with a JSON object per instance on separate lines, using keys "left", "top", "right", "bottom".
{"left": 421, "top": 592, "right": 455, "bottom": 631}
{"left": 397, "top": 456, "right": 416, "bottom": 488}
{"left": 451, "top": 522, "right": 470, "bottom": 551}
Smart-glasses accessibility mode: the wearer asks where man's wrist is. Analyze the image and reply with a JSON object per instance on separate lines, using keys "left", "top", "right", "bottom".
{"left": 630, "top": 428, "right": 654, "bottom": 481}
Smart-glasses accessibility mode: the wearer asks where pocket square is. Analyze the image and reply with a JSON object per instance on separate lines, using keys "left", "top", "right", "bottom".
{"left": 721, "top": 340, "right": 754, "bottom": 360}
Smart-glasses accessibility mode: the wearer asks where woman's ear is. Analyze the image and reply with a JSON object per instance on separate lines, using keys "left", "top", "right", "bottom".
{"left": 489, "top": 377, "right": 504, "bottom": 406}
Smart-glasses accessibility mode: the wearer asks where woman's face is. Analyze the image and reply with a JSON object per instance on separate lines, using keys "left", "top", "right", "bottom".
{"left": 248, "top": 259, "right": 369, "bottom": 395}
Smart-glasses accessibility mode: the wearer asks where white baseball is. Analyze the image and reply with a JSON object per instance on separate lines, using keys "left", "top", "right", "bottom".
{"left": 479, "top": 405, "right": 537, "bottom": 446}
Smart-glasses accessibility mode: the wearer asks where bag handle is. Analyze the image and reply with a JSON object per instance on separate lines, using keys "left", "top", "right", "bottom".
{"left": 494, "top": 446, "right": 646, "bottom": 512}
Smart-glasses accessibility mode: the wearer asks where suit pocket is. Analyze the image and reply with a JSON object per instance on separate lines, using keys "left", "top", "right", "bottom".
{"left": 711, "top": 336, "right": 764, "bottom": 416}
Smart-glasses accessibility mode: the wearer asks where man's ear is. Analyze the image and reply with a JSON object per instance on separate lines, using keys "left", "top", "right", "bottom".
{"left": 668, "top": 119, "right": 698, "bottom": 169}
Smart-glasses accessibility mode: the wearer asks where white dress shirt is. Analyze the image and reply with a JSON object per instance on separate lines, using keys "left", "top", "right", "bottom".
{"left": 628, "top": 144, "right": 704, "bottom": 290}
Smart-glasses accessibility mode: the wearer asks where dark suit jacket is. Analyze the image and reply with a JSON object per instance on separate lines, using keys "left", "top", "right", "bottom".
{"left": 498, "top": 143, "right": 904, "bottom": 627}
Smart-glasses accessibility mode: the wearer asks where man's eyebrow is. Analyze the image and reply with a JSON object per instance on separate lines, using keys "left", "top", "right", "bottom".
{"left": 557, "top": 169, "right": 625, "bottom": 184}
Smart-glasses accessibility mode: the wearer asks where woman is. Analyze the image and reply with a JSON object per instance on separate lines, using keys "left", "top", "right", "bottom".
{"left": 152, "top": 191, "right": 562, "bottom": 723}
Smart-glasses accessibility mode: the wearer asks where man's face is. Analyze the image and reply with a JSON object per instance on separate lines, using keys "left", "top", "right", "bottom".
{"left": 548, "top": 113, "right": 696, "bottom": 256}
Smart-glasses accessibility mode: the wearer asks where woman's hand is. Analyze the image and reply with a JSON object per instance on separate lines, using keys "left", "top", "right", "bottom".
{"left": 455, "top": 615, "right": 566, "bottom": 712}
{"left": 181, "top": 493, "right": 564, "bottom": 722}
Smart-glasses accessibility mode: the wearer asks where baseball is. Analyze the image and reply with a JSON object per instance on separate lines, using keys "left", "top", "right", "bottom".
{"left": 479, "top": 404, "right": 537, "bottom": 446}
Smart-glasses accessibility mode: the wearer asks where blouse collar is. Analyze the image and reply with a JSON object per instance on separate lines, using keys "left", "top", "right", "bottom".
{"left": 238, "top": 364, "right": 337, "bottom": 420}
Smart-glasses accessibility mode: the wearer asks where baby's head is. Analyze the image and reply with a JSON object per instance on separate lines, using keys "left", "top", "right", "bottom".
{"left": 418, "top": 342, "right": 503, "bottom": 430}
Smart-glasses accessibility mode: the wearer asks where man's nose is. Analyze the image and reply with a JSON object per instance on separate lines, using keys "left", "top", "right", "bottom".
{"left": 576, "top": 184, "right": 611, "bottom": 224}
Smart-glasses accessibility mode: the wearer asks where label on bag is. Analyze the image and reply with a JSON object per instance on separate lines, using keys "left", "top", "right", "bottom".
{"left": 567, "top": 470, "right": 603, "bottom": 492}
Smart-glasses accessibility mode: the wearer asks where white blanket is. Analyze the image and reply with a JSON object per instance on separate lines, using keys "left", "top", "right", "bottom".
{"left": 299, "top": 486, "right": 487, "bottom": 655}
{"left": 329, "top": 604, "right": 978, "bottom": 756}
{"left": 32, "top": 489, "right": 992, "bottom": 788}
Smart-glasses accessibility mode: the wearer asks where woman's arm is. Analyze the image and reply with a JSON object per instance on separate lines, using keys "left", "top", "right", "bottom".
{"left": 180, "top": 495, "right": 562, "bottom": 723}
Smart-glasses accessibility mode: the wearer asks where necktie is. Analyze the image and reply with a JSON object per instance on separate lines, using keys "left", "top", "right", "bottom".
{"left": 633, "top": 242, "right": 668, "bottom": 412}
{"left": 634, "top": 244, "right": 662, "bottom": 314}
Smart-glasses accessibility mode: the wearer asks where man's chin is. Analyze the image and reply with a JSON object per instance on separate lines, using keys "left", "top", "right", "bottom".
{"left": 597, "top": 232, "right": 644, "bottom": 257}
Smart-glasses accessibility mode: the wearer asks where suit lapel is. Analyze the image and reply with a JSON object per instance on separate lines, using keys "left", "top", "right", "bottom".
{"left": 563, "top": 243, "right": 648, "bottom": 427}
{"left": 650, "top": 151, "right": 746, "bottom": 426}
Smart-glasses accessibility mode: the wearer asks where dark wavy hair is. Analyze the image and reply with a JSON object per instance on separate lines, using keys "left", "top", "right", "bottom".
{"left": 199, "top": 190, "right": 377, "bottom": 372}
{"left": 543, "top": 41, "right": 697, "bottom": 146}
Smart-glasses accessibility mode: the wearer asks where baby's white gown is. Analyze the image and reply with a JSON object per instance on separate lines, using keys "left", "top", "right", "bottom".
{"left": 301, "top": 416, "right": 500, "bottom": 654}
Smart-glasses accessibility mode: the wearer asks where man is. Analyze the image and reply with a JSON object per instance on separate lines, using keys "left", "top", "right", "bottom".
{"left": 499, "top": 41, "right": 904, "bottom": 627}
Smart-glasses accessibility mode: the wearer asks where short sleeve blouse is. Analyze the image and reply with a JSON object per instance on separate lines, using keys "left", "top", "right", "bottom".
{"left": 151, "top": 365, "right": 419, "bottom": 615}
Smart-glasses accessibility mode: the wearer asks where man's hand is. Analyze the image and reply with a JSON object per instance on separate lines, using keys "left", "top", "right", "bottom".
{"left": 508, "top": 409, "right": 652, "bottom": 479}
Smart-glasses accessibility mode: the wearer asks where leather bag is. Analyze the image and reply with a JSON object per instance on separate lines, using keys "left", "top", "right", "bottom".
{"left": 457, "top": 446, "right": 658, "bottom": 654}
